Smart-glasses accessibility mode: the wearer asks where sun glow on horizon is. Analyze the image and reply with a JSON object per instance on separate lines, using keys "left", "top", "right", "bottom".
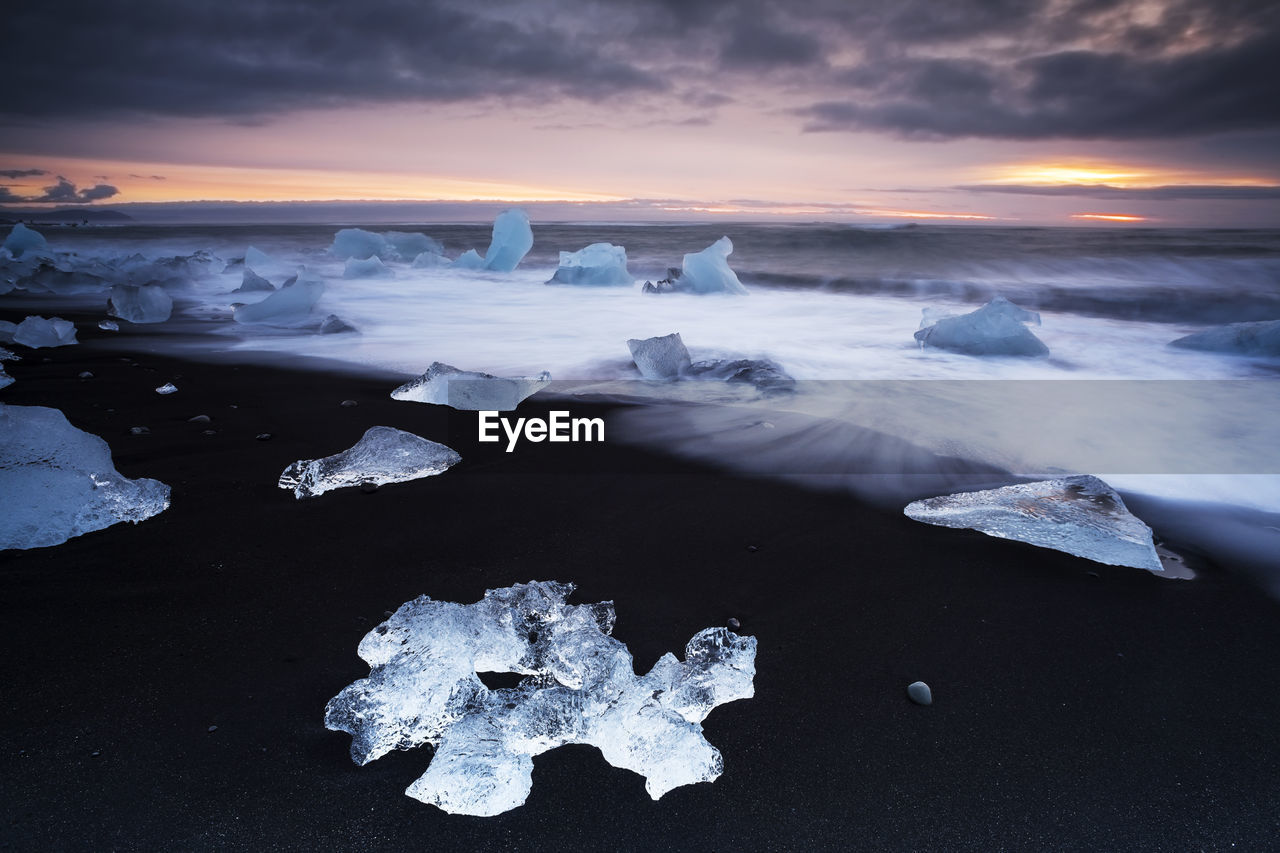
{"left": 986, "top": 161, "right": 1272, "bottom": 189}
{"left": 1071, "top": 212, "right": 1148, "bottom": 222}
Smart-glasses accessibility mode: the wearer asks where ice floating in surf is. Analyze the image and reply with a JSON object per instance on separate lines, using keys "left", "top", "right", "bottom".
{"left": 391, "top": 362, "right": 551, "bottom": 411}
{"left": 234, "top": 267, "right": 275, "bottom": 293}
{"left": 547, "top": 242, "right": 632, "bottom": 286}
{"left": 904, "top": 474, "right": 1163, "bottom": 571}
{"left": 329, "top": 228, "right": 444, "bottom": 262}
{"left": 244, "top": 246, "right": 273, "bottom": 270}
{"left": 343, "top": 255, "right": 393, "bottom": 279}
{"left": 0, "top": 404, "right": 171, "bottom": 550}
{"left": 1169, "top": 319, "right": 1280, "bottom": 357}
{"left": 278, "top": 426, "right": 460, "bottom": 499}
{"left": 2, "top": 223, "right": 46, "bottom": 258}
{"left": 449, "top": 249, "right": 485, "bottom": 270}
{"left": 914, "top": 298, "right": 1048, "bottom": 357}
{"left": 318, "top": 314, "right": 358, "bottom": 335}
{"left": 12, "top": 316, "right": 77, "bottom": 348}
{"left": 233, "top": 278, "right": 325, "bottom": 327}
{"left": 628, "top": 332, "right": 692, "bottom": 380}
{"left": 680, "top": 237, "right": 748, "bottom": 295}
{"left": 324, "top": 580, "right": 756, "bottom": 816}
{"left": 109, "top": 284, "right": 173, "bottom": 324}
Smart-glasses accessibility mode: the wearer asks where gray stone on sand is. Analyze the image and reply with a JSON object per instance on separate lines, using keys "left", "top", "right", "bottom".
{"left": 907, "top": 681, "right": 932, "bottom": 705}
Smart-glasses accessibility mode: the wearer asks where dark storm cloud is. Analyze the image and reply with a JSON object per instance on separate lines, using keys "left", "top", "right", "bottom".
{"left": 15, "top": 177, "right": 122, "bottom": 204}
{"left": 957, "top": 183, "right": 1280, "bottom": 199}
{"left": 1, "top": 0, "right": 1276, "bottom": 144}
{"left": 0, "top": 169, "right": 48, "bottom": 179}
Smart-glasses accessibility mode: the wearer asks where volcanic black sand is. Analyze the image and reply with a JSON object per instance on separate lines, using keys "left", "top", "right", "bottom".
{"left": 2, "top": 313, "right": 1279, "bottom": 851}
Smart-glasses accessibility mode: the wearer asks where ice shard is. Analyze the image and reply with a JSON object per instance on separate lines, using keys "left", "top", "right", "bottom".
{"left": 325, "top": 581, "right": 756, "bottom": 816}
{"left": 627, "top": 332, "right": 692, "bottom": 380}
{"left": 904, "top": 474, "right": 1163, "bottom": 571}
{"left": 278, "top": 426, "right": 460, "bottom": 499}
{"left": 1169, "top": 319, "right": 1280, "bottom": 357}
{"left": 343, "top": 255, "right": 393, "bottom": 279}
{"left": 0, "top": 404, "right": 171, "bottom": 550}
{"left": 481, "top": 209, "right": 533, "bottom": 272}
{"left": 449, "top": 249, "right": 486, "bottom": 270}
{"left": 2, "top": 223, "right": 47, "bottom": 258}
{"left": 109, "top": 284, "right": 174, "bottom": 324}
{"left": 329, "top": 228, "right": 391, "bottom": 260}
{"left": 12, "top": 316, "right": 77, "bottom": 348}
{"left": 547, "top": 242, "right": 632, "bottom": 286}
{"left": 234, "top": 267, "right": 276, "bottom": 293}
{"left": 914, "top": 298, "right": 1049, "bottom": 357}
{"left": 680, "top": 237, "right": 748, "bottom": 295}
{"left": 391, "top": 362, "right": 551, "bottom": 411}
{"left": 233, "top": 279, "right": 325, "bottom": 326}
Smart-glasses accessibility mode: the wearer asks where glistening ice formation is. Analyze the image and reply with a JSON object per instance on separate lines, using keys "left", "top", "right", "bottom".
{"left": 325, "top": 581, "right": 757, "bottom": 816}
{"left": 904, "top": 474, "right": 1163, "bottom": 571}
{"left": 391, "top": 362, "right": 551, "bottom": 411}
{"left": 0, "top": 404, "right": 171, "bottom": 550}
{"left": 278, "top": 426, "right": 460, "bottom": 499}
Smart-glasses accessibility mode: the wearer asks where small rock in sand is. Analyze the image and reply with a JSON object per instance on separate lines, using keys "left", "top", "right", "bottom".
{"left": 78, "top": 371, "right": 93, "bottom": 380}
{"left": 907, "top": 681, "right": 933, "bottom": 706}
{"left": 256, "top": 433, "right": 272, "bottom": 441}
{"left": 340, "top": 399, "right": 357, "bottom": 407}
{"left": 727, "top": 617, "right": 741, "bottom": 630}
{"left": 130, "top": 426, "right": 150, "bottom": 435}
{"left": 188, "top": 414, "right": 211, "bottom": 423}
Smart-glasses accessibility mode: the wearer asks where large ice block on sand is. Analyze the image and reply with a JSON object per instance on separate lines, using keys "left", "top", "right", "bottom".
{"left": 0, "top": 404, "right": 171, "bottom": 549}
{"left": 2, "top": 223, "right": 47, "bottom": 258}
{"left": 343, "top": 255, "right": 393, "bottom": 279}
{"left": 628, "top": 332, "right": 692, "bottom": 379}
{"left": 278, "top": 426, "right": 460, "bottom": 499}
{"left": 914, "top": 298, "right": 1048, "bottom": 357}
{"left": 1169, "top": 319, "right": 1280, "bottom": 357}
{"left": 109, "top": 284, "right": 174, "bottom": 324}
{"left": 233, "top": 279, "right": 325, "bottom": 326}
{"left": 481, "top": 209, "right": 533, "bottom": 272}
{"left": 13, "top": 316, "right": 77, "bottom": 348}
{"left": 904, "top": 474, "right": 1162, "bottom": 571}
{"left": 547, "top": 242, "right": 632, "bottom": 286}
{"left": 680, "top": 237, "right": 748, "bottom": 295}
{"left": 325, "top": 581, "right": 756, "bottom": 816}
{"left": 391, "top": 362, "right": 551, "bottom": 411}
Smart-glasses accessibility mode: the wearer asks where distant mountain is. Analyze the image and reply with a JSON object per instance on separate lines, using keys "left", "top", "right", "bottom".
{"left": 0, "top": 207, "right": 133, "bottom": 224}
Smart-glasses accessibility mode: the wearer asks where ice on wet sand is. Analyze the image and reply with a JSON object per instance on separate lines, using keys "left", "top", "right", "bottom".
{"left": 904, "top": 474, "right": 1163, "bottom": 571}
{"left": 278, "top": 426, "right": 460, "bottom": 499}
{"left": 109, "top": 284, "right": 174, "bottom": 324}
{"left": 325, "top": 581, "right": 756, "bottom": 815}
{"left": 12, "top": 316, "right": 77, "bottom": 348}
{"left": 0, "top": 404, "right": 171, "bottom": 549}
{"left": 233, "top": 279, "right": 325, "bottom": 326}
{"left": 391, "top": 362, "right": 551, "bottom": 411}
{"left": 1170, "top": 319, "right": 1280, "bottom": 357}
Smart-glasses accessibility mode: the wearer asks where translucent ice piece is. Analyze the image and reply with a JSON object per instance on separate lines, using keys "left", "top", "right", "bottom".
{"left": 481, "top": 209, "right": 533, "bottom": 272}
{"left": 2, "top": 223, "right": 47, "bottom": 258}
{"left": 914, "top": 298, "right": 1048, "bottom": 357}
{"left": 277, "top": 426, "right": 460, "bottom": 499}
{"left": 0, "top": 404, "right": 171, "bottom": 549}
{"left": 13, "top": 316, "right": 77, "bottom": 348}
{"left": 627, "top": 332, "right": 692, "bottom": 379}
{"left": 547, "top": 242, "right": 632, "bottom": 286}
{"left": 904, "top": 474, "right": 1163, "bottom": 571}
{"left": 680, "top": 237, "right": 748, "bottom": 295}
{"left": 343, "top": 255, "right": 393, "bottom": 279}
{"left": 234, "top": 267, "right": 275, "bottom": 293}
{"left": 1170, "top": 319, "right": 1280, "bottom": 357}
{"left": 109, "top": 284, "right": 173, "bottom": 324}
{"left": 325, "top": 581, "right": 755, "bottom": 816}
{"left": 449, "top": 249, "right": 485, "bottom": 270}
{"left": 233, "top": 279, "right": 325, "bottom": 326}
{"left": 391, "top": 362, "right": 551, "bottom": 411}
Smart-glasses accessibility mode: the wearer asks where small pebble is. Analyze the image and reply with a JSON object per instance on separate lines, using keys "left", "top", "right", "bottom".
{"left": 746, "top": 545, "right": 759, "bottom": 553}
{"left": 907, "top": 681, "right": 933, "bottom": 706}
{"left": 188, "top": 414, "right": 211, "bottom": 423}
{"left": 727, "top": 617, "right": 741, "bottom": 630}
{"left": 91, "top": 750, "right": 101, "bottom": 757}
{"left": 78, "top": 371, "right": 94, "bottom": 380}
{"left": 130, "top": 426, "right": 150, "bottom": 435}
{"left": 202, "top": 429, "right": 217, "bottom": 436}
{"left": 207, "top": 725, "right": 218, "bottom": 733}
{"left": 255, "top": 433, "right": 272, "bottom": 441}
{"left": 155, "top": 382, "right": 178, "bottom": 395}
{"left": 98, "top": 320, "right": 119, "bottom": 332}
{"left": 360, "top": 481, "right": 379, "bottom": 494}
{"left": 340, "top": 399, "right": 358, "bottom": 407}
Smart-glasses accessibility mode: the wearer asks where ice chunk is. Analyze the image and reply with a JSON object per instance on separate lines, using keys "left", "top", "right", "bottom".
{"left": 3, "top": 223, "right": 47, "bottom": 258}
{"left": 1169, "top": 319, "right": 1280, "bottom": 357}
{"left": 325, "top": 581, "right": 755, "bottom": 816}
{"left": 244, "top": 246, "right": 273, "bottom": 269}
{"left": 109, "top": 284, "right": 173, "bottom": 324}
{"left": 628, "top": 332, "right": 692, "bottom": 380}
{"left": 481, "top": 209, "right": 533, "bottom": 272}
{"left": 13, "top": 316, "right": 77, "bottom": 348}
{"left": 687, "top": 358, "right": 795, "bottom": 394}
{"left": 329, "top": 229, "right": 390, "bottom": 261}
{"left": 0, "top": 346, "right": 16, "bottom": 360}
{"left": 450, "top": 249, "right": 486, "bottom": 270}
{"left": 155, "top": 383, "right": 178, "bottom": 395}
{"left": 343, "top": 255, "right": 393, "bottom": 279}
{"left": 411, "top": 249, "right": 449, "bottom": 268}
{"left": 234, "top": 267, "right": 275, "bottom": 293}
{"left": 914, "top": 298, "right": 1049, "bottom": 357}
{"left": 391, "top": 362, "right": 551, "bottom": 411}
{"left": 233, "top": 279, "right": 325, "bottom": 326}
{"left": 904, "top": 474, "right": 1163, "bottom": 571}
{"left": 985, "top": 295, "right": 1041, "bottom": 325}
{"left": 98, "top": 319, "right": 119, "bottom": 332}
{"left": 680, "top": 237, "right": 748, "bottom": 295}
{"left": 0, "top": 404, "right": 170, "bottom": 550}
{"left": 385, "top": 231, "right": 444, "bottom": 260}
{"left": 0, "top": 321, "right": 16, "bottom": 344}
{"left": 547, "top": 242, "right": 632, "bottom": 286}
{"left": 318, "top": 314, "right": 358, "bottom": 335}
{"left": 277, "top": 426, "right": 460, "bottom": 499}
{"left": 0, "top": 366, "right": 11, "bottom": 390}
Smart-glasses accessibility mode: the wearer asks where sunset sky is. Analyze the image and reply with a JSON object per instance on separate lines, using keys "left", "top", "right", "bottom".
{"left": 2, "top": 0, "right": 1278, "bottom": 225}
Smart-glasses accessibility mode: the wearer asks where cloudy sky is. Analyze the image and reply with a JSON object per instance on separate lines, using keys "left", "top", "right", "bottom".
{"left": 2, "top": 0, "right": 1278, "bottom": 224}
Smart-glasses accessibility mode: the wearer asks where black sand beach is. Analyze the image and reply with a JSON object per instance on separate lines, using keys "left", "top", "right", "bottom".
{"left": 3, "top": 313, "right": 1279, "bottom": 851}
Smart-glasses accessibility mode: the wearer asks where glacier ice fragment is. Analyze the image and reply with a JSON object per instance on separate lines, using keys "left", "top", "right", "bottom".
{"left": 481, "top": 209, "right": 533, "bottom": 272}
{"left": 233, "top": 279, "right": 325, "bottom": 326}
{"left": 3, "top": 223, "right": 47, "bottom": 258}
{"left": 318, "top": 314, "right": 358, "bottom": 335}
{"left": 914, "top": 298, "right": 1048, "bottom": 357}
{"left": 0, "top": 404, "right": 171, "bottom": 550}
{"left": 680, "top": 237, "right": 748, "bottom": 295}
{"left": 98, "top": 319, "right": 119, "bottom": 331}
{"left": 547, "top": 242, "right": 632, "bottom": 286}
{"left": 0, "top": 364, "right": 12, "bottom": 390}
{"left": 628, "top": 332, "right": 692, "bottom": 379}
{"left": 904, "top": 474, "right": 1162, "bottom": 571}
{"left": 244, "top": 246, "right": 273, "bottom": 269}
{"left": 343, "top": 255, "right": 393, "bottom": 279}
{"left": 449, "top": 249, "right": 486, "bottom": 270}
{"left": 277, "top": 426, "right": 460, "bottom": 499}
{"left": 155, "top": 383, "right": 178, "bottom": 395}
{"left": 411, "top": 249, "right": 448, "bottom": 268}
{"left": 234, "top": 267, "right": 276, "bottom": 293}
{"left": 329, "top": 229, "right": 389, "bottom": 260}
{"left": 1169, "top": 319, "right": 1280, "bottom": 357}
{"left": 325, "top": 581, "right": 756, "bottom": 816}
{"left": 391, "top": 362, "right": 551, "bottom": 411}
{"left": 13, "top": 316, "right": 77, "bottom": 348}
{"left": 0, "top": 321, "right": 16, "bottom": 344}
{"left": 109, "top": 284, "right": 173, "bottom": 324}
{"left": 384, "top": 231, "right": 443, "bottom": 260}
